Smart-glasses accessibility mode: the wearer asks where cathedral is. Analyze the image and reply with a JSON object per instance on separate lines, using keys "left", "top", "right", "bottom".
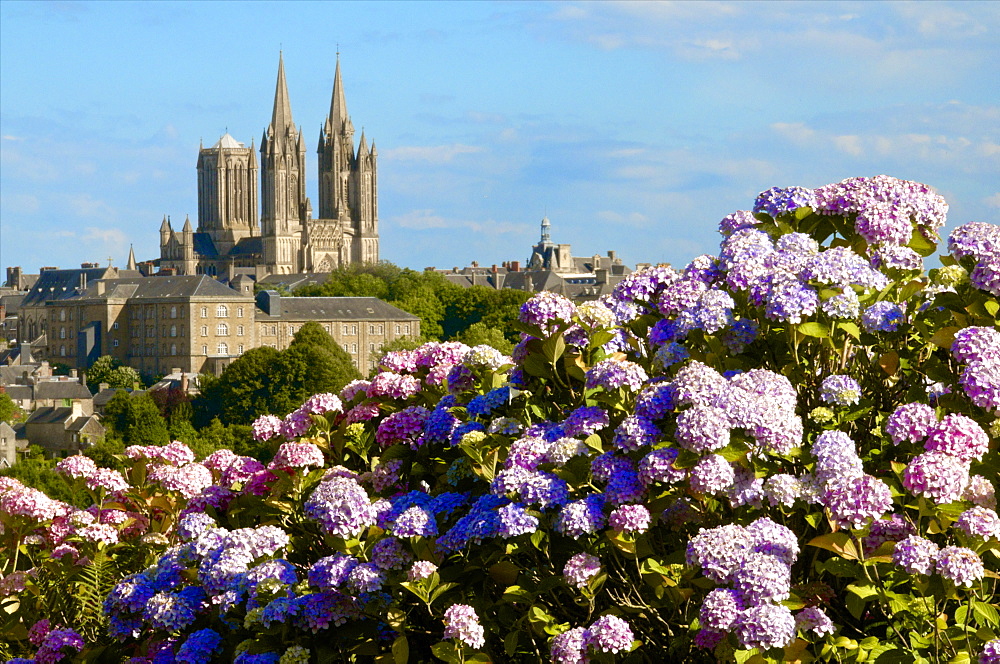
{"left": 159, "top": 53, "right": 378, "bottom": 277}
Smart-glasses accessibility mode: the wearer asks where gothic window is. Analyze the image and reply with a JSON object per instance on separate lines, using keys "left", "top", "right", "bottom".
{"left": 170, "top": 325, "right": 177, "bottom": 337}
{"left": 218, "top": 342, "right": 229, "bottom": 355}
{"left": 170, "top": 306, "right": 177, "bottom": 319}
{"left": 60, "top": 345, "right": 65, "bottom": 356}
{"left": 217, "top": 323, "right": 228, "bottom": 336}
{"left": 171, "top": 344, "right": 177, "bottom": 356}
{"left": 59, "top": 310, "right": 65, "bottom": 322}
{"left": 217, "top": 305, "right": 228, "bottom": 317}
{"left": 59, "top": 327, "right": 66, "bottom": 339}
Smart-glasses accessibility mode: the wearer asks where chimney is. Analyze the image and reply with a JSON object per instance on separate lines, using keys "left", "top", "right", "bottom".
{"left": 69, "top": 369, "right": 78, "bottom": 379}
{"left": 595, "top": 268, "right": 608, "bottom": 285}
{"left": 79, "top": 370, "right": 86, "bottom": 385}
{"left": 511, "top": 261, "right": 521, "bottom": 272}
{"left": 99, "top": 382, "right": 109, "bottom": 391}
{"left": 607, "top": 250, "right": 619, "bottom": 263}
{"left": 96, "top": 281, "right": 106, "bottom": 296}
{"left": 180, "top": 373, "right": 189, "bottom": 394}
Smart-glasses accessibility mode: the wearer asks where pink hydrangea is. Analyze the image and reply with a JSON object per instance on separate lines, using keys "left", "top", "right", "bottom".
{"left": 251, "top": 414, "right": 283, "bottom": 441}
{"left": 563, "top": 553, "right": 602, "bottom": 589}
{"left": 270, "top": 442, "right": 325, "bottom": 470}
{"left": 924, "top": 414, "right": 990, "bottom": 462}
{"left": 54, "top": 455, "right": 97, "bottom": 479}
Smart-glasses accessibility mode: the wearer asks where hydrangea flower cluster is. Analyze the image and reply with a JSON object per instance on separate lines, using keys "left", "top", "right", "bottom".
{"left": 949, "top": 222, "right": 1000, "bottom": 296}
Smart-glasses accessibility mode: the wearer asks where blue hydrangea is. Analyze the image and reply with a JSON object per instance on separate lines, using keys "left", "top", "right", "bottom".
{"left": 176, "top": 628, "right": 223, "bottom": 664}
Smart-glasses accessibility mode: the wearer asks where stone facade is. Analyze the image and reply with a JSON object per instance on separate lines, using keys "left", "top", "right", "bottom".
{"left": 159, "top": 53, "right": 378, "bottom": 278}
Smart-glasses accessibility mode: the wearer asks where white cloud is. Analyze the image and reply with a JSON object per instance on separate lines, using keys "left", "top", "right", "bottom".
{"left": 82, "top": 227, "right": 127, "bottom": 245}
{"left": 69, "top": 194, "right": 115, "bottom": 218}
{"left": 985, "top": 193, "right": 1000, "bottom": 208}
{"left": 394, "top": 209, "right": 448, "bottom": 229}
{"left": 382, "top": 144, "right": 485, "bottom": 163}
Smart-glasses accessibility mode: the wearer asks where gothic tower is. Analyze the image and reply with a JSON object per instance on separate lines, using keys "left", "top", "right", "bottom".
{"left": 317, "top": 55, "right": 379, "bottom": 265}
{"left": 260, "top": 53, "right": 308, "bottom": 274}
{"left": 196, "top": 133, "right": 259, "bottom": 257}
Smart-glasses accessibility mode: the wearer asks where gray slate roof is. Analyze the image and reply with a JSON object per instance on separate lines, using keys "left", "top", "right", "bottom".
{"left": 76, "top": 275, "right": 252, "bottom": 301}
{"left": 25, "top": 406, "right": 73, "bottom": 424}
{"left": 258, "top": 296, "right": 420, "bottom": 322}
{"left": 33, "top": 381, "right": 93, "bottom": 401}
{"left": 21, "top": 267, "right": 116, "bottom": 307}
{"left": 2, "top": 386, "right": 32, "bottom": 401}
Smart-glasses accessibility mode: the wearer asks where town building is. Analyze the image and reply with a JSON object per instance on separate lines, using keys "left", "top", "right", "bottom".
{"left": 255, "top": 290, "right": 419, "bottom": 373}
{"left": 431, "top": 216, "right": 633, "bottom": 300}
{"left": 159, "top": 53, "right": 378, "bottom": 278}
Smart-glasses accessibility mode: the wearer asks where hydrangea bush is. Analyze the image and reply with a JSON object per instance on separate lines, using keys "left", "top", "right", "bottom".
{"left": 2, "top": 175, "right": 998, "bottom": 663}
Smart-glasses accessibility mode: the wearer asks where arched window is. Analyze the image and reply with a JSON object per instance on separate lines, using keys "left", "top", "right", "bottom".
{"left": 201, "top": 326, "right": 208, "bottom": 336}
{"left": 217, "top": 323, "right": 228, "bottom": 335}
{"left": 217, "top": 305, "right": 228, "bottom": 317}
{"left": 201, "top": 307, "right": 208, "bottom": 318}
{"left": 237, "top": 325, "right": 244, "bottom": 336}
{"left": 171, "top": 344, "right": 177, "bottom": 356}
{"left": 170, "top": 325, "right": 177, "bottom": 337}
{"left": 59, "top": 310, "right": 66, "bottom": 321}
{"left": 60, "top": 345, "right": 66, "bottom": 356}
{"left": 217, "top": 342, "right": 229, "bottom": 355}
{"left": 170, "top": 306, "right": 177, "bottom": 319}
{"left": 202, "top": 345, "right": 208, "bottom": 355}
{"left": 237, "top": 307, "right": 244, "bottom": 318}
{"left": 59, "top": 327, "right": 66, "bottom": 339}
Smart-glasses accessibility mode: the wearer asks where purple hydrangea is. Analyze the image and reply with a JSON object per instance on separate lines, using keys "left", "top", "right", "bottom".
{"left": 304, "top": 476, "right": 376, "bottom": 538}
{"left": 443, "top": 603, "right": 486, "bottom": 649}
{"left": 795, "top": 607, "right": 835, "bottom": 637}
{"left": 497, "top": 502, "right": 539, "bottom": 537}
{"left": 555, "top": 495, "right": 606, "bottom": 538}
{"left": 861, "top": 301, "right": 905, "bottom": 333}
{"left": 952, "top": 326, "right": 1000, "bottom": 365}
{"left": 765, "top": 277, "right": 819, "bottom": 324}
{"left": 686, "top": 524, "right": 754, "bottom": 583}
{"left": 689, "top": 454, "right": 735, "bottom": 496}
{"left": 949, "top": 222, "right": 999, "bottom": 260}
{"left": 583, "top": 615, "right": 633, "bottom": 654}
{"left": 822, "top": 475, "right": 893, "bottom": 530}
{"left": 814, "top": 175, "right": 947, "bottom": 244}
{"left": 408, "top": 560, "right": 438, "bottom": 581}
{"left": 520, "top": 291, "right": 577, "bottom": 334}
{"left": 672, "top": 361, "right": 728, "bottom": 407}
{"left": 608, "top": 504, "right": 651, "bottom": 533}
{"left": 563, "top": 552, "right": 602, "bottom": 589}
{"left": 34, "top": 628, "right": 85, "bottom": 664}
{"left": 754, "top": 186, "right": 817, "bottom": 219}
{"left": 924, "top": 414, "right": 990, "bottom": 463}
{"left": 954, "top": 506, "right": 1000, "bottom": 540}
{"left": 719, "top": 209, "right": 760, "bottom": 236}
{"left": 763, "top": 474, "right": 802, "bottom": 508}
{"left": 820, "top": 374, "right": 862, "bottom": 406}
{"left": 936, "top": 546, "right": 985, "bottom": 587}
{"left": 562, "top": 406, "right": 610, "bottom": 437}
{"left": 903, "top": 451, "right": 970, "bottom": 504}
{"left": 892, "top": 535, "right": 939, "bottom": 575}
{"left": 864, "top": 514, "right": 916, "bottom": 554}
{"left": 377, "top": 406, "right": 431, "bottom": 449}
{"left": 675, "top": 404, "right": 731, "bottom": 453}
{"left": 731, "top": 552, "right": 792, "bottom": 605}
{"left": 638, "top": 447, "right": 686, "bottom": 487}
{"left": 734, "top": 603, "right": 796, "bottom": 650}
{"left": 886, "top": 403, "right": 938, "bottom": 445}
{"left": 700, "top": 588, "right": 744, "bottom": 631}
{"left": 550, "top": 627, "right": 588, "bottom": 664}
{"left": 585, "top": 359, "right": 648, "bottom": 392}
{"left": 612, "top": 415, "right": 660, "bottom": 452}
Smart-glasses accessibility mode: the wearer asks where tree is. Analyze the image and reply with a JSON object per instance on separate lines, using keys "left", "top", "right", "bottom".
{"left": 288, "top": 321, "right": 341, "bottom": 356}
{"left": 86, "top": 355, "right": 142, "bottom": 392}
{"left": 100, "top": 391, "right": 169, "bottom": 446}
{"left": 0, "top": 390, "right": 22, "bottom": 423}
{"left": 270, "top": 344, "right": 361, "bottom": 415}
{"left": 454, "top": 322, "right": 514, "bottom": 354}
{"left": 207, "top": 346, "right": 282, "bottom": 425}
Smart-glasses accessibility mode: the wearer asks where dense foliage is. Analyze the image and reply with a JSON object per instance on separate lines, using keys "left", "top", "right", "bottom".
{"left": 85, "top": 356, "right": 143, "bottom": 393}
{"left": 194, "top": 322, "right": 363, "bottom": 426}
{"left": 2, "top": 176, "right": 999, "bottom": 664}
{"left": 294, "top": 262, "right": 530, "bottom": 345}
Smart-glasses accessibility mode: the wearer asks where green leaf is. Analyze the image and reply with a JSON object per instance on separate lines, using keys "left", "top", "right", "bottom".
{"left": 839, "top": 321, "right": 861, "bottom": 340}
{"left": 541, "top": 334, "right": 566, "bottom": 363}
{"left": 808, "top": 533, "right": 861, "bottom": 560}
{"left": 392, "top": 636, "right": 409, "bottom": 664}
{"left": 431, "top": 642, "right": 462, "bottom": 664}
{"left": 973, "top": 602, "right": 1000, "bottom": 628}
{"left": 985, "top": 299, "right": 999, "bottom": 317}
{"left": 798, "top": 322, "right": 830, "bottom": 338}
{"left": 907, "top": 230, "right": 938, "bottom": 257}
{"left": 874, "top": 649, "right": 914, "bottom": 664}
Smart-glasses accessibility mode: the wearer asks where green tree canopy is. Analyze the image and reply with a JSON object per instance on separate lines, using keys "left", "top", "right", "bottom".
{"left": 86, "top": 355, "right": 142, "bottom": 392}
{"left": 0, "top": 391, "right": 22, "bottom": 424}
{"left": 98, "top": 391, "right": 168, "bottom": 446}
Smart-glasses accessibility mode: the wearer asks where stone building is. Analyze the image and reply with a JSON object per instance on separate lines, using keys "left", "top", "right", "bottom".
{"left": 255, "top": 291, "right": 419, "bottom": 373}
{"left": 159, "top": 53, "right": 378, "bottom": 278}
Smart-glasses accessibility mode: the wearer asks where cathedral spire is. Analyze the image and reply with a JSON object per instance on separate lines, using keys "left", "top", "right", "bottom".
{"left": 329, "top": 54, "right": 350, "bottom": 134}
{"left": 270, "top": 52, "right": 294, "bottom": 135}
{"left": 126, "top": 245, "right": 137, "bottom": 270}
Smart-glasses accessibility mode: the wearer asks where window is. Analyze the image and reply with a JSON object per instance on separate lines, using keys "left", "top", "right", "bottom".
{"left": 288, "top": 325, "right": 296, "bottom": 335}
{"left": 60, "top": 345, "right": 66, "bottom": 356}
{"left": 217, "top": 323, "right": 229, "bottom": 336}
{"left": 113, "top": 322, "right": 119, "bottom": 330}
{"left": 201, "top": 326, "right": 208, "bottom": 336}
{"left": 237, "top": 307, "right": 244, "bottom": 318}
{"left": 170, "top": 306, "right": 177, "bottom": 319}
{"left": 238, "top": 345, "right": 244, "bottom": 354}
{"left": 343, "top": 343, "right": 349, "bottom": 351}
{"left": 170, "top": 325, "right": 177, "bottom": 337}
{"left": 202, "top": 345, "right": 208, "bottom": 355}
{"left": 370, "top": 343, "right": 376, "bottom": 352}
{"left": 405, "top": 324, "right": 411, "bottom": 334}
{"left": 217, "top": 305, "right": 228, "bottom": 317}
{"left": 59, "top": 310, "right": 65, "bottom": 322}
{"left": 237, "top": 325, "right": 244, "bottom": 336}
{"left": 342, "top": 324, "right": 349, "bottom": 335}
{"left": 324, "top": 325, "right": 331, "bottom": 333}
{"left": 351, "top": 343, "right": 357, "bottom": 353}
{"left": 201, "top": 307, "right": 208, "bottom": 318}
{"left": 369, "top": 324, "right": 375, "bottom": 334}
{"left": 171, "top": 344, "right": 177, "bottom": 356}
{"left": 217, "top": 342, "right": 229, "bottom": 355}
{"left": 113, "top": 339, "right": 119, "bottom": 347}
{"left": 59, "top": 327, "right": 66, "bottom": 339}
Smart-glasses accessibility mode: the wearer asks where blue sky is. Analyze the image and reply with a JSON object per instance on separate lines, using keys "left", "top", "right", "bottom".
{"left": 1, "top": 1, "right": 998, "bottom": 275}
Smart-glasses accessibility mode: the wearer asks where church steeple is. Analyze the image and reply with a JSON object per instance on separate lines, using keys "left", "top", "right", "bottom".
{"left": 126, "top": 245, "right": 137, "bottom": 270}
{"left": 328, "top": 55, "right": 353, "bottom": 138}
{"left": 271, "top": 51, "right": 294, "bottom": 137}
